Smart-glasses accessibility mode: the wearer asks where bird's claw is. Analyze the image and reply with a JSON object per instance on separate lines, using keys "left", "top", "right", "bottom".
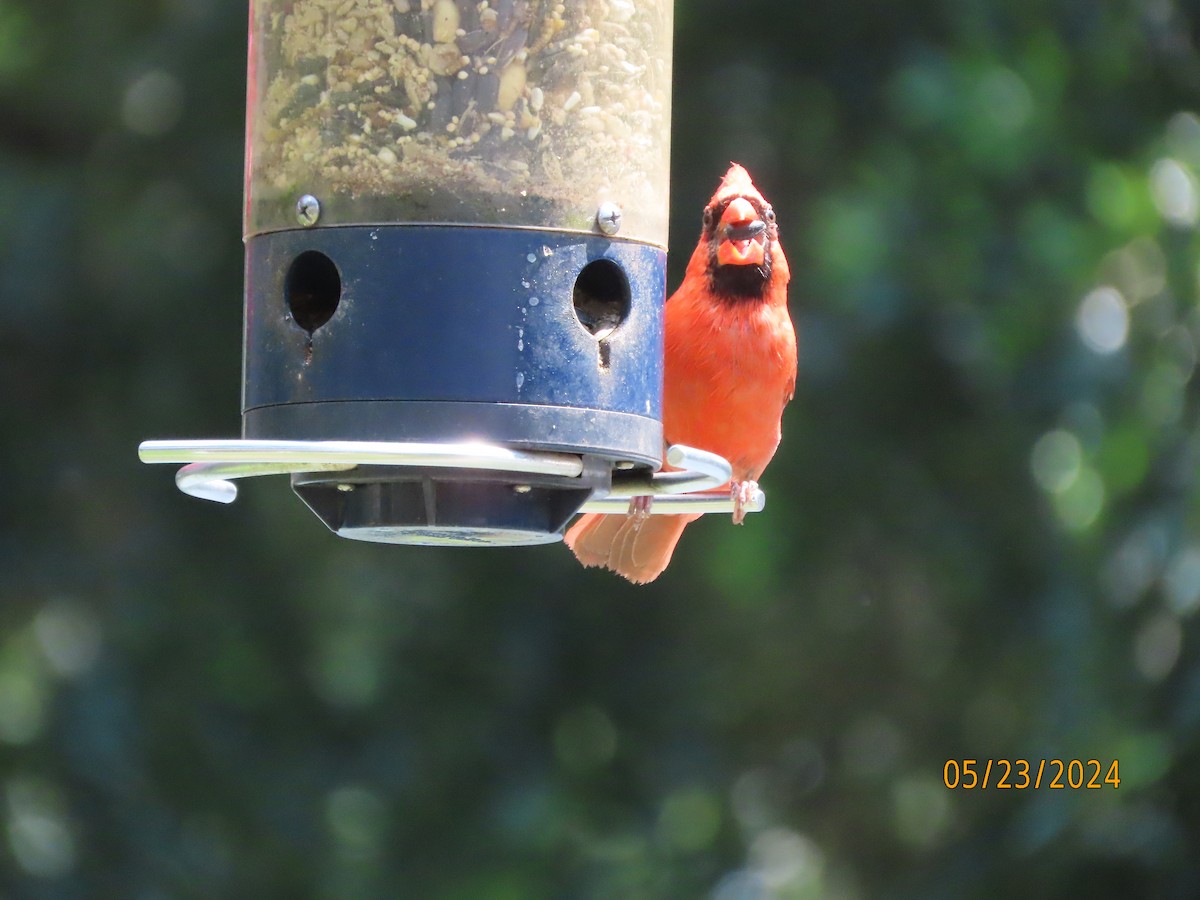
{"left": 731, "top": 480, "right": 758, "bottom": 525}
{"left": 627, "top": 495, "right": 653, "bottom": 521}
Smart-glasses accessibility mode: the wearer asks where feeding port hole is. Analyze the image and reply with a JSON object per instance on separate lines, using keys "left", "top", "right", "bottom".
{"left": 572, "top": 259, "right": 630, "bottom": 341}
{"left": 286, "top": 250, "right": 341, "bottom": 334}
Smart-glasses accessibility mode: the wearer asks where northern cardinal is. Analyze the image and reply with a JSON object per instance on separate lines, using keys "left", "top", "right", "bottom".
{"left": 565, "top": 163, "right": 796, "bottom": 583}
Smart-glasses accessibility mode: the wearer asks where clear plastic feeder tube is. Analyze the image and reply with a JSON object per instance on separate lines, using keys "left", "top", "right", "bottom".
{"left": 245, "top": 0, "right": 673, "bottom": 243}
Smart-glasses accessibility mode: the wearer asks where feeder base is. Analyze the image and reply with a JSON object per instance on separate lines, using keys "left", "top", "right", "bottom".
{"left": 137, "top": 439, "right": 764, "bottom": 547}
{"left": 242, "top": 224, "right": 666, "bottom": 467}
{"left": 291, "top": 462, "right": 608, "bottom": 547}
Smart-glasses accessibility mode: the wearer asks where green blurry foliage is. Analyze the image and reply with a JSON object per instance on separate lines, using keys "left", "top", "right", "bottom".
{"left": 3, "top": 0, "right": 1200, "bottom": 896}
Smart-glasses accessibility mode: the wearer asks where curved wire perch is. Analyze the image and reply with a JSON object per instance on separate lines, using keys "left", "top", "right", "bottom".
{"left": 583, "top": 443, "right": 765, "bottom": 515}
{"left": 139, "top": 439, "right": 585, "bottom": 476}
{"left": 604, "top": 444, "right": 730, "bottom": 496}
{"left": 138, "top": 439, "right": 765, "bottom": 516}
{"left": 174, "top": 461, "right": 356, "bottom": 504}
{"left": 579, "top": 489, "right": 765, "bottom": 516}
{"left": 140, "top": 439, "right": 585, "bottom": 504}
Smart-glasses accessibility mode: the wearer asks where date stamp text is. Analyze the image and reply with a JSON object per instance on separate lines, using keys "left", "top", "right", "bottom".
{"left": 943, "top": 759, "right": 1120, "bottom": 790}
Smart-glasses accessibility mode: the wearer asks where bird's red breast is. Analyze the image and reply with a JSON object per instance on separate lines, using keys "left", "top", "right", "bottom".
{"left": 565, "top": 163, "right": 797, "bottom": 583}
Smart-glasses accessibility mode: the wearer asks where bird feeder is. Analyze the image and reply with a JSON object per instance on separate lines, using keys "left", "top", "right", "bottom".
{"left": 140, "top": 0, "right": 765, "bottom": 545}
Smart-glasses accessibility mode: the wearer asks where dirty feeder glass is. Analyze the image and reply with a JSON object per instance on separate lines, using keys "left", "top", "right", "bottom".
{"left": 246, "top": 0, "right": 673, "bottom": 244}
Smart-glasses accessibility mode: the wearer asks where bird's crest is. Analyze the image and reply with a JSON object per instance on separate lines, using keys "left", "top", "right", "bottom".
{"left": 714, "top": 163, "right": 763, "bottom": 205}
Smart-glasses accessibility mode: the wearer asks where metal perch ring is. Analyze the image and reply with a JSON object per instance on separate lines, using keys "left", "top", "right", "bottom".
{"left": 138, "top": 440, "right": 765, "bottom": 516}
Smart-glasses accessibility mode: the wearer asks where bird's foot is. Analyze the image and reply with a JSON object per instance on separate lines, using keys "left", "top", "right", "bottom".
{"left": 627, "top": 495, "right": 653, "bottom": 521}
{"left": 731, "top": 480, "right": 758, "bottom": 525}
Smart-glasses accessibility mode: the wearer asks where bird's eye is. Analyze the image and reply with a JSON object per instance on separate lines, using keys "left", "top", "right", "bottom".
{"left": 764, "top": 205, "right": 776, "bottom": 223}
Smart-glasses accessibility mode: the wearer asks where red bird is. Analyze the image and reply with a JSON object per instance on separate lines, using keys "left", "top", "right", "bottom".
{"left": 565, "top": 163, "right": 797, "bottom": 583}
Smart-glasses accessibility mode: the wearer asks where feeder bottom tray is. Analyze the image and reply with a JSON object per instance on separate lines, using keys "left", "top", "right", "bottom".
{"left": 292, "top": 464, "right": 606, "bottom": 546}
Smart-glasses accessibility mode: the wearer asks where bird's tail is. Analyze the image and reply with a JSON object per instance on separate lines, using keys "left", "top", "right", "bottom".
{"left": 564, "top": 512, "right": 700, "bottom": 584}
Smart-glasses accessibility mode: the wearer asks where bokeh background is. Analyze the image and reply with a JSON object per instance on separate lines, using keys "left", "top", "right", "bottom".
{"left": 3, "top": 0, "right": 1200, "bottom": 896}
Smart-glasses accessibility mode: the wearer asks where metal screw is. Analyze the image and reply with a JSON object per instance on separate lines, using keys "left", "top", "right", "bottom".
{"left": 614, "top": 461, "right": 636, "bottom": 470}
{"left": 336, "top": 483, "right": 355, "bottom": 492}
{"left": 296, "top": 194, "right": 321, "bottom": 227}
{"left": 596, "top": 201, "right": 622, "bottom": 236}
{"left": 513, "top": 484, "right": 532, "bottom": 494}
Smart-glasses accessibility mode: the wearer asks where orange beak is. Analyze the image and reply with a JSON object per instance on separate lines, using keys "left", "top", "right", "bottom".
{"left": 715, "top": 196, "right": 767, "bottom": 267}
